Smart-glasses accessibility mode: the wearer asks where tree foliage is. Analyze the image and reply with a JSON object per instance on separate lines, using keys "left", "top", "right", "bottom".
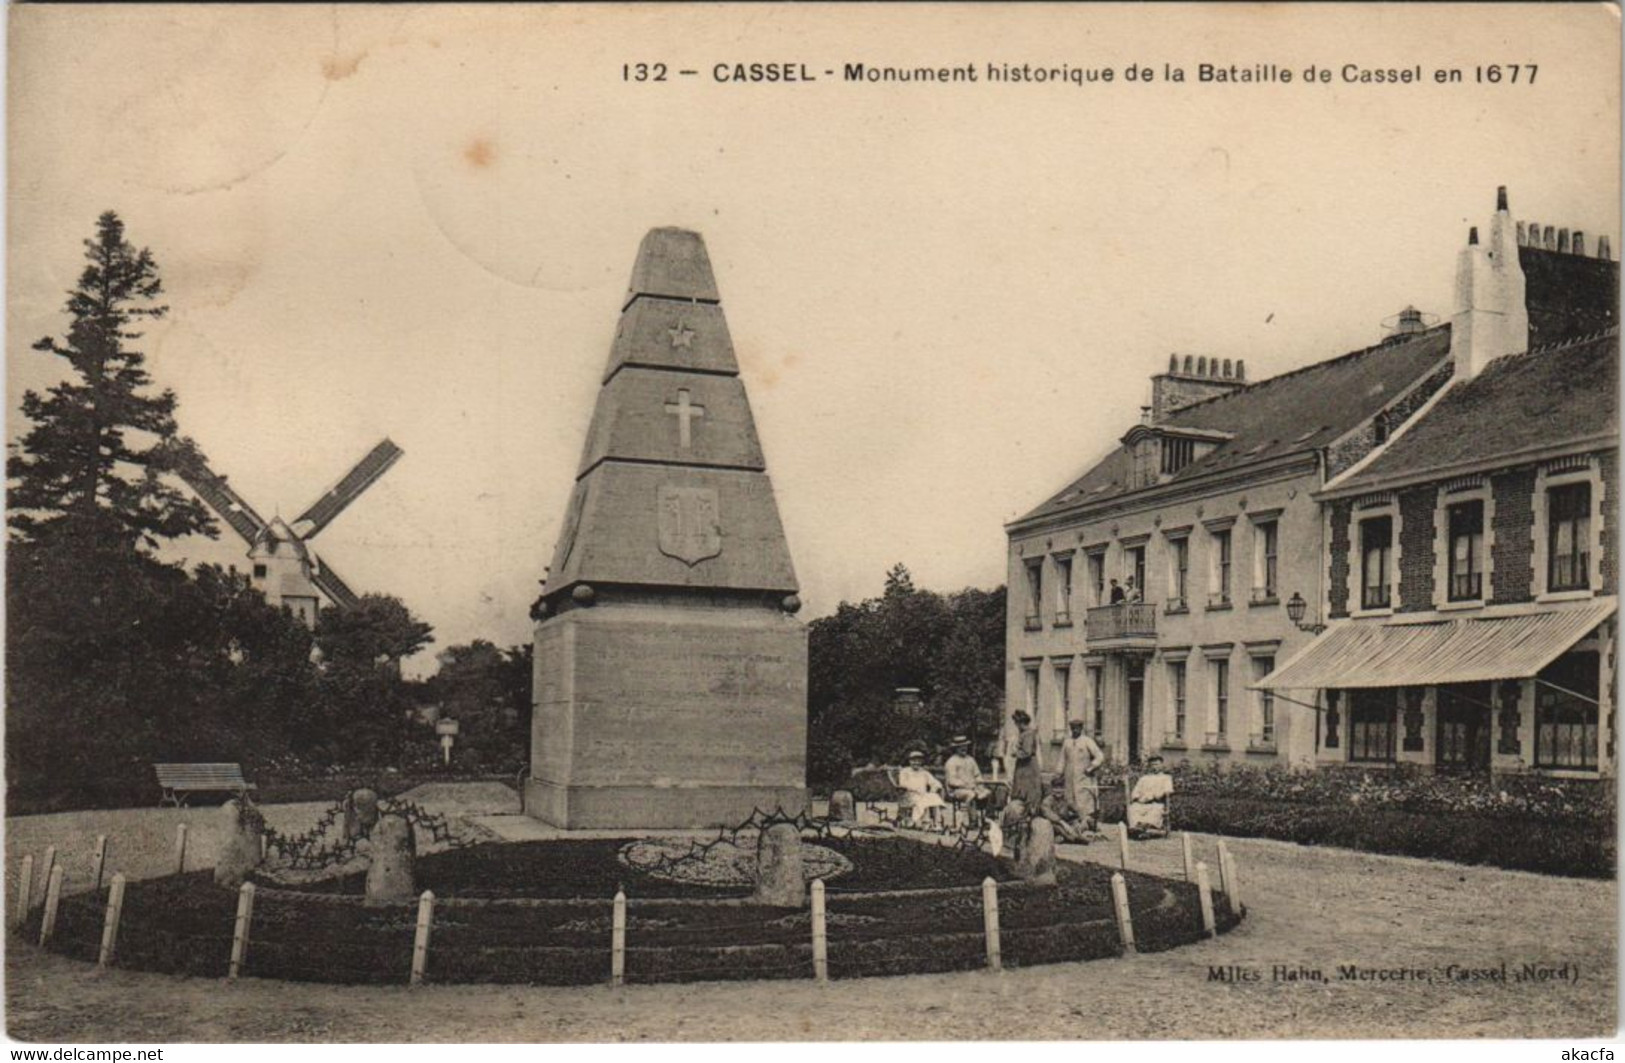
{"left": 806, "top": 565, "right": 1006, "bottom": 786}
{"left": 8, "top": 211, "right": 213, "bottom": 553}
{"left": 5, "top": 214, "right": 445, "bottom": 811}
{"left": 421, "top": 640, "right": 533, "bottom": 773}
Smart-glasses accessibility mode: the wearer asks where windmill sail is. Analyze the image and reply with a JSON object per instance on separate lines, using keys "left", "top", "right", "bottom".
{"left": 292, "top": 439, "right": 403, "bottom": 539}
{"left": 310, "top": 553, "right": 360, "bottom": 610}
{"left": 170, "top": 447, "right": 268, "bottom": 545}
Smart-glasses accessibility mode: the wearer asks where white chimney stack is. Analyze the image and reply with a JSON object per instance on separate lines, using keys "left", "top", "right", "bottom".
{"left": 1451, "top": 186, "right": 1529, "bottom": 380}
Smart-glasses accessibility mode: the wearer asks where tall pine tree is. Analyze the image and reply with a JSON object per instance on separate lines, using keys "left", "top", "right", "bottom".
{"left": 8, "top": 211, "right": 213, "bottom": 554}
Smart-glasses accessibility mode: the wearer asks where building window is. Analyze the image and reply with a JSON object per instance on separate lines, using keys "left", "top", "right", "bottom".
{"left": 1161, "top": 436, "right": 1195, "bottom": 475}
{"left": 1054, "top": 555, "right": 1073, "bottom": 624}
{"left": 1052, "top": 664, "right": 1072, "bottom": 741}
{"left": 1360, "top": 516, "right": 1393, "bottom": 610}
{"left": 1168, "top": 661, "right": 1187, "bottom": 738}
{"left": 1210, "top": 529, "right": 1232, "bottom": 606}
{"left": 1348, "top": 689, "right": 1396, "bottom": 762}
{"left": 1252, "top": 657, "right": 1276, "bottom": 744}
{"left": 252, "top": 563, "right": 268, "bottom": 579}
{"left": 1254, "top": 520, "right": 1279, "bottom": 600}
{"left": 1023, "top": 665, "right": 1041, "bottom": 718}
{"left": 1087, "top": 552, "right": 1106, "bottom": 607}
{"left": 1168, "top": 537, "right": 1189, "bottom": 610}
{"left": 1548, "top": 483, "right": 1592, "bottom": 592}
{"left": 1088, "top": 665, "right": 1105, "bottom": 737}
{"left": 1023, "top": 560, "right": 1043, "bottom": 629}
{"left": 1447, "top": 501, "right": 1484, "bottom": 601}
{"left": 1212, "top": 658, "right": 1230, "bottom": 737}
{"left": 1535, "top": 652, "right": 1599, "bottom": 769}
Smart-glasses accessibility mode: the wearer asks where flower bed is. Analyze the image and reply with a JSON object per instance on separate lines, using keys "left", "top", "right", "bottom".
{"left": 33, "top": 836, "right": 1241, "bottom": 985}
{"left": 1093, "top": 763, "right": 1614, "bottom": 878}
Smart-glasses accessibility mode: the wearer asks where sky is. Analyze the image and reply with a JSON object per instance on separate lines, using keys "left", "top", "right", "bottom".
{"left": 7, "top": 4, "right": 1619, "bottom": 675}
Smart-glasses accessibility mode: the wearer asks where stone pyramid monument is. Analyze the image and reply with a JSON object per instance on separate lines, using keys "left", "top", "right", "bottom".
{"left": 527, "top": 228, "right": 808, "bottom": 828}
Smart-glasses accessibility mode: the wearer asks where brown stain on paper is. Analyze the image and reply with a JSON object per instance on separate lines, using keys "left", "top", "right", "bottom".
{"left": 464, "top": 138, "right": 497, "bottom": 169}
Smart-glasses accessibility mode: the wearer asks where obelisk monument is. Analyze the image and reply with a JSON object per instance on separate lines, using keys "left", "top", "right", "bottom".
{"left": 527, "top": 228, "right": 808, "bottom": 828}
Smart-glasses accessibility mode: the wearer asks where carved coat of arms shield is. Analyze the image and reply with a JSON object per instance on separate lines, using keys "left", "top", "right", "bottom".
{"left": 657, "top": 485, "right": 722, "bottom": 566}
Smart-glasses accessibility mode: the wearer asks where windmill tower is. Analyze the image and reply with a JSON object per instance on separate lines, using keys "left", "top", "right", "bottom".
{"left": 171, "top": 439, "right": 404, "bottom": 626}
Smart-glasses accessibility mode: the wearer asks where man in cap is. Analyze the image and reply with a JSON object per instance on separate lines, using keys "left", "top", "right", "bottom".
{"left": 1061, "top": 718, "right": 1106, "bottom": 832}
{"left": 943, "top": 734, "right": 990, "bottom": 826}
{"left": 897, "top": 748, "right": 947, "bottom": 829}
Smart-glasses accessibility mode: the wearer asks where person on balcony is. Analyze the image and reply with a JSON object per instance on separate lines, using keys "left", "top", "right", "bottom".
{"left": 1124, "top": 575, "right": 1143, "bottom": 603}
{"left": 1109, "top": 579, "right": 1126, "bottom": 604}
{"left": 897, "top": 748, "right": 947, "bottom": 828}
{"left": 1127, "top": 754, "right": 1174, "bottom": 839}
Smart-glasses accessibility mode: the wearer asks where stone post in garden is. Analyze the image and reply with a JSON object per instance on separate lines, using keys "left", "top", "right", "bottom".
{"left": 753, "top": 822, "right": 806, "bottom": 907}
{"left": 214, "top": 798, "right": 266, "bottom": 889}
{"left": 1015, "top": 816, "right": 1057, "bottom": 886}
{"left": 344, "top": 787, "right": 381, "bottom": 841}
{"left": 364, "top": 812, "right": 416, "bottom": 907}
{"left": 828, "top": 790, "right": 856, "bottom": 823}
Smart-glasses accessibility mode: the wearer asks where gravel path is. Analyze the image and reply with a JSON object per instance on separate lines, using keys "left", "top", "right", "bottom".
{"left": 4, "top": 806, "right": 1615, "bottom": 1041}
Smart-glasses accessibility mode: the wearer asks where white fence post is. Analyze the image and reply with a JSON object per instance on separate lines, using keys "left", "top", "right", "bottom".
{"left": 1181, "top": 832, "right": 1195, "bottom": 882}
{"left": 1110, "top": 871, "right": 1136, "bottom": 954}
{"left": 39, "top": 866, "right": 65, "bottom": 947}
{"left": 92, "top": 835, "right": 108, "bottom": 893}
{"left": 1217, "top": 839, "right": 1240, "bottom": 912}
{"left": 411, "top": 890, "right": 434, "bottom": 987}
{"left": 173, "top": 824, "right": 189, "bottom": 875}
{"left": 228, "top": 882, "right": 256, "bottom": 980}
{"left": 610, "top": 889, "right": 627, "bottom": 988}
{"left": 810, "top": 879, "right": 828, "bottom": 983}
{"left": 1196, "top": 860, "right": 1217, "bottom": 938}
{"left": 14, "top": 855, "right": 34, "bottom": 929}
{"left": 97, "top": 873, "right": 127, "bottom": 969}
{"left": 981, "top": 877, "right": 1002, "bottom": 972}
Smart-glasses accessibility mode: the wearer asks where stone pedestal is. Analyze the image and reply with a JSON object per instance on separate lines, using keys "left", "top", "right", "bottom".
{"left": 1016, "top": 818, "right": 1058, "bottom": 886}
{"left": 753, "top": 823, "right": 806, "bottom": 908}
{"left": 829, "top": 790, "right": 856, "bottom": 822}
{"left": 213, "top": 799, "right": 264, "bottom": 889}
{"left": 527, "top": 601, "right": 807, "bottom": 829}
{"left": 364, "top": 813, "right": 415, "bottom": 907}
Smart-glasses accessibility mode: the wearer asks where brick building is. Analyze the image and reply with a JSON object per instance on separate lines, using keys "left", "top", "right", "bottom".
{"left": 1006, "top": 188, "right": 1617, "bottom": 776}
{"left": 1263, "top": 193, "right": 1619, "bottom": 778}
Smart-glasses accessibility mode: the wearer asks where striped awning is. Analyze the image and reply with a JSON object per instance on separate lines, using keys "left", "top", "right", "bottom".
{"left": 1255, "top": 599, "right": 1616, "bottom": 691}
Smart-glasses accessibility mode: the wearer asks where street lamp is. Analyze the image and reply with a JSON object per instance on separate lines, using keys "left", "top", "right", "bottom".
{"left": 1286, "top": 592, "right": 1327, "bottom": 634}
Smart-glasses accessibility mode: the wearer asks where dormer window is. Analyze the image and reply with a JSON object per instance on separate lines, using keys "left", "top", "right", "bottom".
{"left": 1120, "top": 425, "right": 1231, "bottom": 490}
{"left": 1161, "top": 437, "right": 1196, "bottom": 475}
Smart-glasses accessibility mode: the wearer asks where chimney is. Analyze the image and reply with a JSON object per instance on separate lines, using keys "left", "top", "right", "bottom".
{"left": 1392, "top": 305, "right": 1426, "bottom": 335}
{"left": 1516, "top": 221, "right": 1527, "bottom": 246}
{"left": 1600, "top": 236, "right": 1613, "bottom": 261}
{"left": 1149, "top": 353, "right": 1248, "bottom": 422}
{"left": 1451, "top": 186, "right": 1529, "bottom": 380}
{"left": 1573, "top": 232, "right": 1586, "bottom": 256}
{"left": 1558, "top": 229, "right": 1571, "bottom": 254}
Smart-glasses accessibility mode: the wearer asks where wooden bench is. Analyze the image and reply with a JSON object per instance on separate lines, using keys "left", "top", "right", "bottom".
{"left": 153, "top": 763, "right": 257, "bottom": 807}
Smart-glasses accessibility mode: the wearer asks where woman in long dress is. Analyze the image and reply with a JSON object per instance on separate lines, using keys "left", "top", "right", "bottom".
{"left": 1009, "top": 710, "right": 1044, "bottom": 810}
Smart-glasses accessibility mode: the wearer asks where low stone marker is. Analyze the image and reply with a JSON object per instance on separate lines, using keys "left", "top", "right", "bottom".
{"left": 364, "top": 812, "right": 416, "bottom": 906}
{"left": 753, "top": 822, "right": 806, "bottom": 908}
{"left": 214, "top": 799, "right": 266, "bottom": 889}
{"left": 345, "top": 788, "right": 381, "bottom": 840}
{"left": 828, "top": 790, "right": 856, "bottom": 823}
{"left": 1015, "top": 817, "right": 1057, "bottom": 886}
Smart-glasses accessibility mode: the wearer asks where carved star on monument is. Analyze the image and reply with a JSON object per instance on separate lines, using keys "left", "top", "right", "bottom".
{"left": 668, "top": 321, "right": 696, "bottom": 349}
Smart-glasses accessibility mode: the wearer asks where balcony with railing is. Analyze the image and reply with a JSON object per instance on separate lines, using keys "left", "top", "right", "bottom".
{"left": 1084, "top": 602, "right": 1157, "bottom": 650}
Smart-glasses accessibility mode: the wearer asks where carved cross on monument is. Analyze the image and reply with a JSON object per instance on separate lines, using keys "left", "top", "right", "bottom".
{"left": 664, "top": 388, "right": 706, "bottom": 449}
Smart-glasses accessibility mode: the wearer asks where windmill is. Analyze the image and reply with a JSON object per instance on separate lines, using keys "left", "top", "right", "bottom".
{"left": 171, "top": 439, "right": 404, "bottom": 627}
